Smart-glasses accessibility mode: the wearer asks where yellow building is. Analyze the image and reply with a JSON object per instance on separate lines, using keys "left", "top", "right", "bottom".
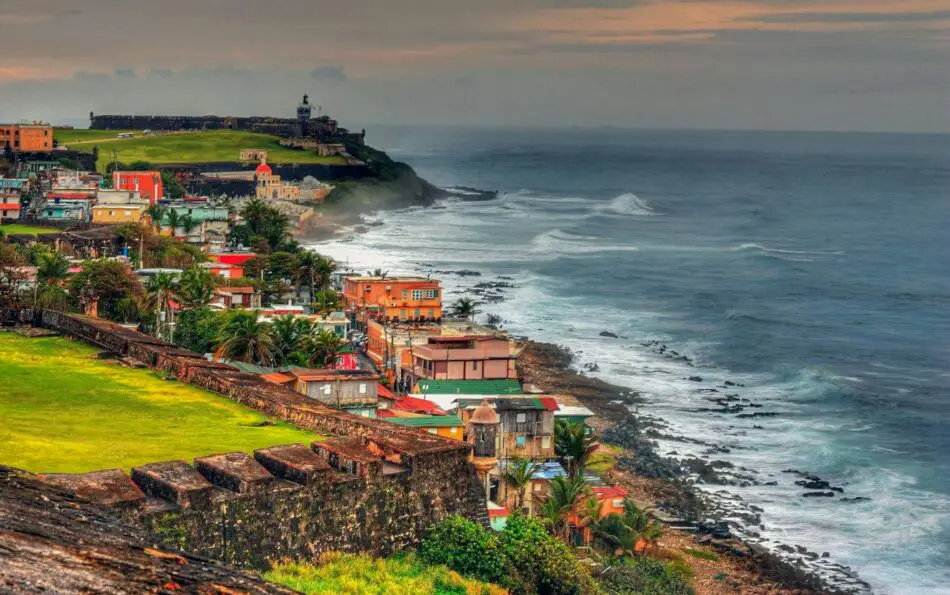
{"left": 91, "top": 204, "right": 145, "bottom": 224}
{"left": 255, "top": 159, "right": 300, "bottom": 200}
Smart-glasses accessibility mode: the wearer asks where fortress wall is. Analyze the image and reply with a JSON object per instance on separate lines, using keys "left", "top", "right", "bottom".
{"left": 5, "top": 308, "right": 488, "bottom": 568}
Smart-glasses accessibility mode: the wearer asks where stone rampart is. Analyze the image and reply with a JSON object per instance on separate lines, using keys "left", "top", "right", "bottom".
{"left": 4, "top": 309, "right": 488, "bottom": 569}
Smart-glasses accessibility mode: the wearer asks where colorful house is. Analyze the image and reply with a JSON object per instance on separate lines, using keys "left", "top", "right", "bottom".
{"left": 570, "top": 485, "right": 629, "bottom": 544}
{"left": 381, "top": 412, "right": 464, "bottom": 440}
{"left": 0, "top": 196, "right": 20, "bottom": 220}
{"left": 0, "top": 123, "right": 52, "bottom": 152}
{"left": 91, "top": 204, "right": 145, "bottom": 224}
{"left": 496, "top": 459, "right": 567, "bottom": 514}
{"left": 457, "top": 396, "right": 558, "bottom": 460}
{"left": 213, "top": 286, "right": 260, "bottom": 309}
{"left": 343, "top": 276, "right": 442, "bottom": 323}
{"left": 410, "top": 335, "right": 518, "bottom": 384}
{"left": 113, "top": 171, "right": 163, "bottom": 205}
{"left": 40, "top": 201, "right": 89, "bottom": 222}
{"left": 288, "top": 369, "right": 378, "bottom": 417}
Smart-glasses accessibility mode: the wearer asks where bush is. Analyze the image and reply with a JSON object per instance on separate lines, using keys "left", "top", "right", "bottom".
{"left": 419, "top": 515, "right": 504, "bottom": 585}
{"left": 421, "top": 514, "right": 598, "bottom": 595}
{"left": 682, "top": 547, "right": 719, "bottom": 562}
{"left": 598, "top": 558, "right": 695, "bottom": 595}
{"left": 173, "top": 307, "right": 224, "bottom": 354}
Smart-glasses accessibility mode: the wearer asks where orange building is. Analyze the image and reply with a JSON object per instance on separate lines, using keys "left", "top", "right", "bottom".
{"left": 0, "top": 123, "right": 53, "bottom": 153}
{"left": 343, "top": 276, "right": 442, "bottom": 323}
{"left": 411, "top": 335, "right": 518, "bottom": 383}
{"left": 113, "top": 171, "right": 163, "bottom": 205}
{"left": 91, "top": 204, "right": 146, "bottom": 224}
{"left": 570, "top": 485, "right": 629, "bottom": 544}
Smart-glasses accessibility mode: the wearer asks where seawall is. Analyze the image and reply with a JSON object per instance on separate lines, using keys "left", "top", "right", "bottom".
{"left": 1, "top": 308, "right": 488, "bottom": 570}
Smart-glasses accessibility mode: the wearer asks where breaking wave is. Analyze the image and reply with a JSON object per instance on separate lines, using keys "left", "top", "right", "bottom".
{"left": 596, "top": 193, "right": 660, "bottom": 216}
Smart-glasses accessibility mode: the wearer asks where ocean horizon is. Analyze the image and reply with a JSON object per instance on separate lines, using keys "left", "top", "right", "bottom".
{"left": 310, "top": 126, "right": 950, "bottom": 594}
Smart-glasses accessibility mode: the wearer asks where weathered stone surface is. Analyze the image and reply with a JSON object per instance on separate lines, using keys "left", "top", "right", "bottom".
{"left": 39, "top": 468, "right": 145, "bottom": 509}
{"left": 255, "top": 443, "right": 332, "bottom": 486}
{"left": 0, "top": 466, "right": 292, "bottom": 594}
{"left": 132, "top": 460, "right": 214, "bottom": 509}
{"left": 195, "top": 451, "right": 275, "bottom": 494}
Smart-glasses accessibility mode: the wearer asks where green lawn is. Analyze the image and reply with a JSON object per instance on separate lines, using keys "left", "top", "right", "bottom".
{"left": 54, "top": 128, "right": 347, "bottom": 172}
{"left": 54, "top": 128, "right": 138, "bottom": 145}
{"left": 0, "top": 223, "right": 61, "bottom": 236}
{"left": 0, "top": 333, "right": 319, "bottom": 473}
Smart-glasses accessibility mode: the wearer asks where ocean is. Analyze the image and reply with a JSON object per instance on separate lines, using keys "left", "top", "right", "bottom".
{"left": 309, "top": 127, "right": 950, "bottom": 594}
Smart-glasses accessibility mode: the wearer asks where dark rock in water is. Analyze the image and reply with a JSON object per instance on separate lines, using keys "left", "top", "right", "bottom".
{"left": 736, "top": 411, "right": 780, "bottom": 418}
{"left": 753, "top": 425, "right": 765, "bottom": 430}
{"left": 584, "top": 362, "right": 601, "bottom": 372}
{"left": 777, "top": 544, "right": 796, "bottom": 553}
{"left": 599, "top": 331, "right": 619, "bottom": 338}
{"left": 802, "top": 491, "right": 836, "bottom": 498}
{"left": 822, "top": 552, "right": 830, "bottom": 558}
{"left": 688, "top": 376, "right": 704, "bottom": 382}
{"left": 796, "top": 479, "right": 832, "bottom": 490}
{"left": 840, "top": 497, "right": 871, "bottom": 503}
{"left": 764, "top": 480, "right": 778, "bottom": 486}
{"left": 724, "top": 380, "right": 736, "bottom": 386}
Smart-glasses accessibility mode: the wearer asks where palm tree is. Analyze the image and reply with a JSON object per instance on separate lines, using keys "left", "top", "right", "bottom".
{"left": 306, "top": 328, "right": 342, "bottom": 368}
{"left": 555, "top": 420, "right": 600, "bottom": 479}
{"left": 592, "top": 499, "right": 664, "bottom": 559}
{"left": 215, "top": 311, "right": 275, "bottom": 365}
{"left": 503, "top": 457, "right": 540, "bottom": 511}
{"left": 621, "top": 500, "right": 663, "bottom": 554}
{"left": 145, "top": 204, "right": 165, "bottom": 231}
{"left": 295, "top": 251, "right": 321, "bottom": 303}
{"left": 145, "top": 272, "right": 177, "bottom": 340}
{"left": 34, "top": 252, "right": 70, "bottom": 306}
{"left": 312, "top": 288, "right": 341, "bottom": 316}
{"left": 178, "top": 265, "right": 216, "bottom": 308}
{"left": 163, "top": 209, "right": 181, "bottom": 236}
{"left": 451, "top": 297, "right": 479, "bottom": 321}
{"left": 314, "top": 255, "right": 336, "bottom": 291}
{"left": 272, "top": 315, "right": 311, "bottom": 365}
{"left": 539, "top": 475, "right": 589, "bottom": 541}
{"left": 179, "top": 214, "right": 197, "bottom": 239}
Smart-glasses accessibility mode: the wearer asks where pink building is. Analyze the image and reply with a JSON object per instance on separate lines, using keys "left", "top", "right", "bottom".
{"left": 410, "top": 335, "right": 517, "bottom": 384}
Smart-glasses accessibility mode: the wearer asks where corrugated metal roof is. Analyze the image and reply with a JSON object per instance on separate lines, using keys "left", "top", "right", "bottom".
{"left": 384, "top": 414, "right": 463, "bottom": 428}
{"left": 413, "top": 379, "right": 522, "bottom": 395}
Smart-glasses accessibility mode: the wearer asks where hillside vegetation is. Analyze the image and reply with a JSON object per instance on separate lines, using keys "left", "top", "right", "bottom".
{"left": 265, "top": 553, "right": 506, "bottom": 595}
{"left": 53, "top": 128, "right": 346, "bottom": 172}
{"left": 0, "top": 333, "right": 318, "bottom": 473}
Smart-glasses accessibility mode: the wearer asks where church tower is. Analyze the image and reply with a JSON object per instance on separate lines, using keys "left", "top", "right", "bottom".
{"left": 295, "top": 94, "right": 312, "bottom": 137}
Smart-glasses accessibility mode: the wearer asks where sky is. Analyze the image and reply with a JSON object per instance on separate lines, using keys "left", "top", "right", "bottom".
{"left": 0, "top": 0, "right": 947, "bottom": 132}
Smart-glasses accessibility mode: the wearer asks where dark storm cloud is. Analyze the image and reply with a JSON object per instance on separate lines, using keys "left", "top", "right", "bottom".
{"left": 311, "top": 67, "right": 347, "bottom": 82}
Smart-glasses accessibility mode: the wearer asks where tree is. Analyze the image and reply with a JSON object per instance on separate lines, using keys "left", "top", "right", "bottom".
{"left": 294, "top": 250, "right": 321, "bottom": 302}
{"left": 312, "top": 288, "right": 341, "bottom": 316}
{"left": 68, "top": 259, "right": 144, "bottom": 322}
{"left": 215, "top": 310, "right": 275, "bottom": 365}
{"left": 163, "top": 209, "right": 182, "bottom": 236}
{"left": 144, "top": 272, "right": 177, "bottom": 340}
{"left": 555, "top": 420, "right": 600, "bottom": 479}
{"left": 592, "top": 499, "right": 664, "bottom": 559}
{"left": 173, "top": 307, "right": 223, "bottom": 354}
{"left": 451, "top": 297, "right": 479, "bottom": 321}
{"left": 145, "top": 204, "right": 166, "bottom": 231}
{"left": 230, "top": 198, "right": 288, "bottom": 251}
{"left": 306, "top": 328, "right": 342, "bottom": 368}
{"left": 0, "top": 244, "right": 27, "bottom": 308}
{"left": 503, "top": 457, "right": 540, "bottom": 511}
{"left": 179, "top": 214, "right": 197, "bottom": 237}
{"left": 538, "top": 475, "right": 589, "bottom": 541}
{"left": 35, "top": 252, "right": 70, "bottom": 306}
{"left": 272, "top": 315, "right": 311, "bottom": 366}
{"left": 178, "top": 265, "right": 216, "bottom": 308}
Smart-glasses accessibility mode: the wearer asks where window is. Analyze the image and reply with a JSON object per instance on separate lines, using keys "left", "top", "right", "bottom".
{"left": 428, "top": 309, "right": 434, "bottom": 317}
{"left": 428, "top": 428, "right": 438, "bottom": 434}
{"left": 516, "top": 435, "right": 526, "bottom": 447}
{"left": 612, "top": 499, "right": 624, "bottom": 509}
{"left": 472, "top": 361, "right": 479, "bottom": 370}
{"left": 533, "top": 483, "right": 542, "bottom": 492}
{"left": 425, "top": 289, "right": 437, "bottom": 299}
{"left": 414, "top": 308, "right": 421, "bottom": 317}
{"left": 358, "top": 383, "right": 367, "bottom": 394}
{"left": 400, "top": 309, "right": 406, "bottom": 319}
{"left": 401, "top": 290, "right": 408, "bottom": 299}
{"left": 541, "top": 436, "right": 550, "bottom": 449}
{"left": 411, "top": 289, "right": 423, "bottom": 301}
{"left": 108, "top": 210, "right": 114, "bottom": 216}
{"left": 450, "top": 427, "right": 457, "bottom": 434}
{"left": 516, "top": 413, "right": 526, "bottom": 423}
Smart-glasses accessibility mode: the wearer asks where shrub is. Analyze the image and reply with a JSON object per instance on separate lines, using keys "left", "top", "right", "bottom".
{"left": 597, "top": 558, "right": 695, "bottom": 595}
{"left": 419, "top": 515, "right": 505, "bottom": 584}
{"left": 683, "top": 547, "right": 719, "bottom": 562}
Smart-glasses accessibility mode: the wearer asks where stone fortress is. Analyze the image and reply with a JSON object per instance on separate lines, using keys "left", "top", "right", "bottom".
{"left": 0, "top": 308, "right": 488, "bottom": 572}
{"left": 90, "top": 95, "right": 366, "bottom": 146}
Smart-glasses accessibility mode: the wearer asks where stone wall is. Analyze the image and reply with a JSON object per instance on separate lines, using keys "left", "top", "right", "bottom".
{"left": 6, "top": 309, "right": 489, "bottom": 569}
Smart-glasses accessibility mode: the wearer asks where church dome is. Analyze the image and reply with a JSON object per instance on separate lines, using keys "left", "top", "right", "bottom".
{"left": 469, "top": 400, "right": 499, "bottom": 425}
{"left": 256, "top": 161, "right": 272, "bottom": 175}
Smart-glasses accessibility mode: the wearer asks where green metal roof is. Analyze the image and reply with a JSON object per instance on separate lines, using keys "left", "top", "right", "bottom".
{"left": 385, "top": 414, "right": 463, "bottom": 428}
{"left": 413, "top": 379, "right": 523, "bottom": 395}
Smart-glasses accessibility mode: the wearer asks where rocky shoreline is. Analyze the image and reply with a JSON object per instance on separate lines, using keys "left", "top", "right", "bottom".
{"left": 520, "top": 340, "right": 867, "bottom": 595}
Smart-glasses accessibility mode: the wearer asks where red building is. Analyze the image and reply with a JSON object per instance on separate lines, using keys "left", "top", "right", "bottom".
{"left": 112, "top": 171, "right": 163, "bottom": 205}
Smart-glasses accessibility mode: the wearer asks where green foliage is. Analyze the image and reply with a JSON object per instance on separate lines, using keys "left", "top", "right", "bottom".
{"left": 597, "top": 558, "right": 695, "bottom": 595}
{"left": 160, "top": 170, "right": 186, "bottom": 199}
{"left": 265, "top": 552, "right": 505, "bottom": 595}
{"left": 178, "top": 265, "right": 216, "bottom": 308}
{"left": 230, "top": 198, "right": 289, "bottom": 252}
{"left": 420, "top": 514, "right": 597, "bottom": 595}
{"left": 539, "top": 475, "right": 590, "bottom": 541}
{"left": 215, "top": 310, "right": 275, "bottom": 365}
{"left": 682, "top": 547, "right": 719, "bottom": 562}
{"left": 503, "top": 457, "right": 540, "bottom": 511}
{"left": 173, "top": 307, "right": 224, "bottom": 354}
{"left": 68, "top": 259, "right": 145, "bottom": 322}
{"left": 555, "top": 420, "right": 600, "bottom": 479}
{"left": 713, "top": 572, "right": 728, "bottom": 582}
{"left": 419, "top": 515, "right": 505, "bottom": 584}
{"left": 450, "top": 297, "right": 478, "bottom": 321}
{"left": 591, "top": 499, "right": 664, "bottom": 560}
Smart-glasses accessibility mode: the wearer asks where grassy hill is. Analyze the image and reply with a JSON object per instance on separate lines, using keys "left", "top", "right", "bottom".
{"left": 0, "top": 333, "right": 319, "bottom": 473}
{"left": 54, "top": 128, "right": 346, "bottom": 172}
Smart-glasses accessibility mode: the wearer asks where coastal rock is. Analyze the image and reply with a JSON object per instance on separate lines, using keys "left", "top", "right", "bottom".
{"left": 688, "top": 376, "right": 704, "bottom": 382}
{"left": 599, "top": 331, "right": 619, "bottom": 338}
{"left": 839, "top": 497, "right": 871, "bottom": 503}
{"left": 802, "top": 491, "right": 836, "bottom": 498}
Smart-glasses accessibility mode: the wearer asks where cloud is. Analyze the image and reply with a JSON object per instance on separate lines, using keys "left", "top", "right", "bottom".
{"left": 311, "top": 66, "right": 347, "bottom": 82}
{"left": 114, "top": 68, "right": 136, "bottom": 79}
{"left": 743, "top": 9, "right": 950, "bottom": 24}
